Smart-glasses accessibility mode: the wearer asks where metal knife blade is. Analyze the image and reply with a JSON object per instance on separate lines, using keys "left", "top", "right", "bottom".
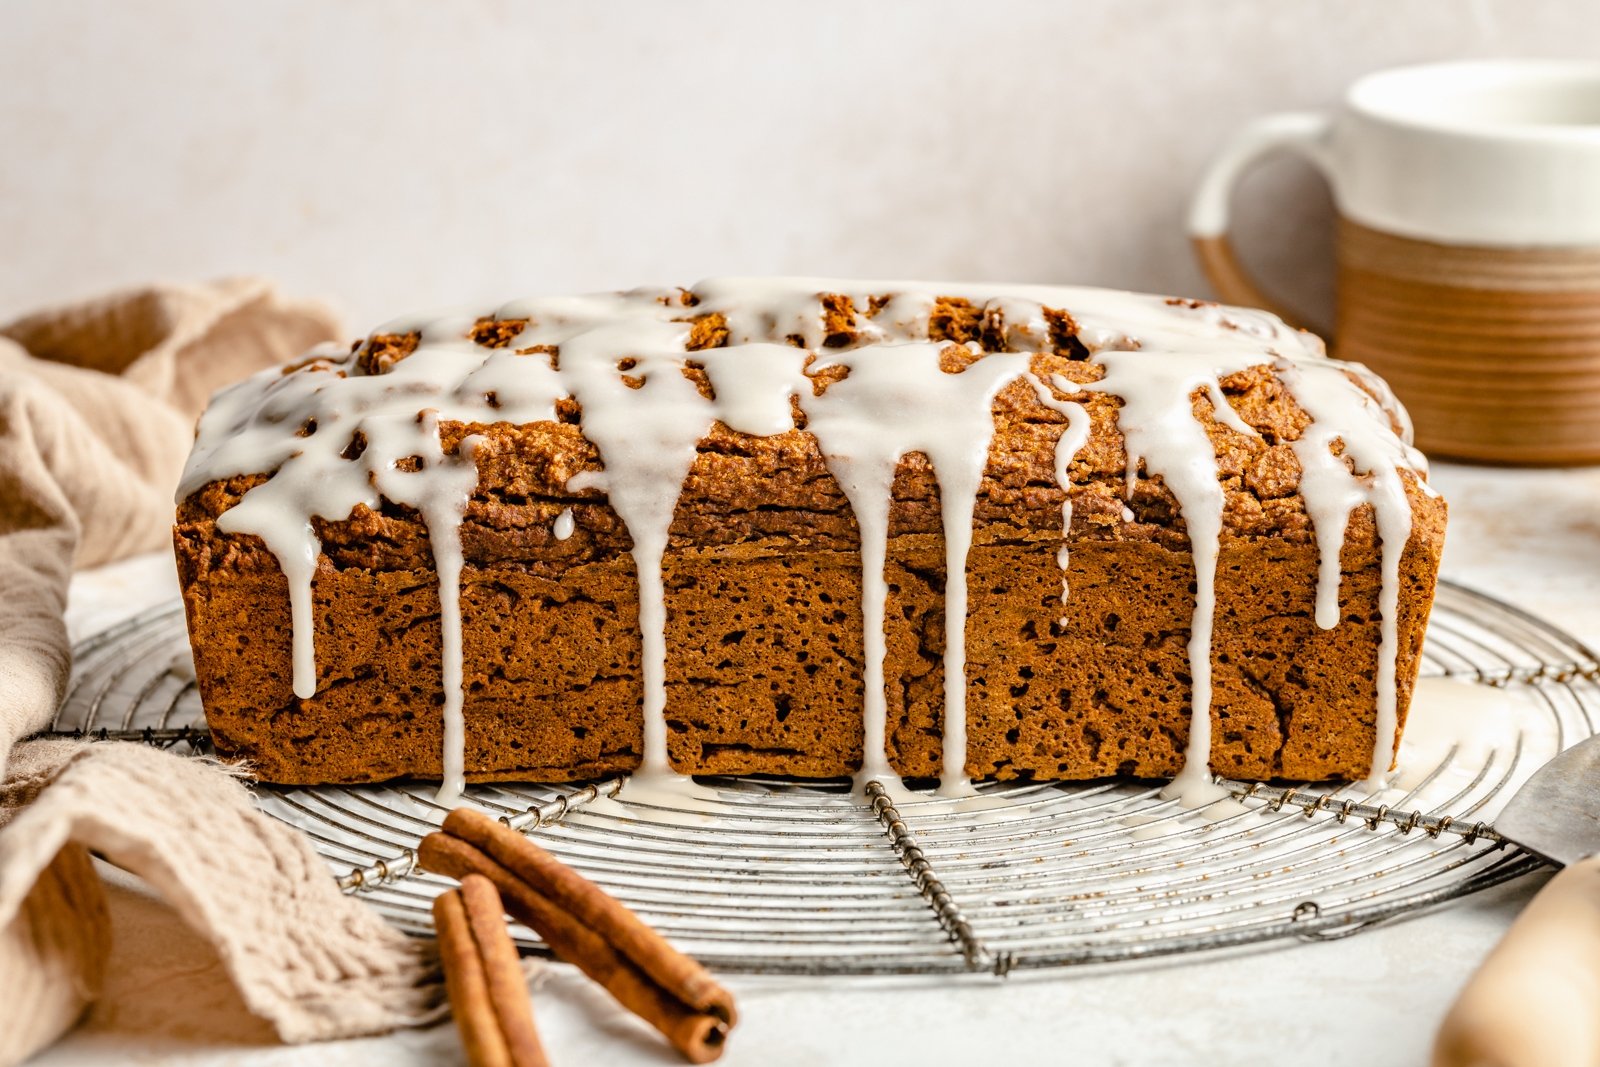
{"left": 1493, "top": 731, "right": 1600, "bottom": 866}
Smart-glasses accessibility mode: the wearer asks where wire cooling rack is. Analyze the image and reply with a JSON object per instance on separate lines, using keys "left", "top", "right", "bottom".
{"left": 45, "top": 581, "right": 1600, "bottom": 976}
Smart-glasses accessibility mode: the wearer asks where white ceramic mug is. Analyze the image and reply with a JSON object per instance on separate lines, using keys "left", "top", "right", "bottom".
{"left": 1190, "top": 60, "right": 1600, "bottom": 465}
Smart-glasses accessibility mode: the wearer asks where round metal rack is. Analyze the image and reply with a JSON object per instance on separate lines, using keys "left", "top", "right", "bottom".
{"left": 47, "top": 581, "right": 1599, "bottom": 975}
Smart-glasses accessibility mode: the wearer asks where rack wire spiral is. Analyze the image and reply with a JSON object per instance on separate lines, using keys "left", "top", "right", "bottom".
{"left": 46, "top": 580, "right": 1598, "bottom": 975}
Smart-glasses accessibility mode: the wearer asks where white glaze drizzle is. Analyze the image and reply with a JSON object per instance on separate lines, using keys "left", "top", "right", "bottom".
{"left": 555, "top": 318, "right": 711, "bottom": 797}
{"left": 180, "top": 278, "right": 1428, "bottom": 800}
{"left": 800, "top": 342, "right": 1032, "bottom": 796}
{"left": 552, "top": 507, "right": 575, "bottom": 541}
{"left": 1025, "top": 378, "right": 1091, "bottom": 629}
{"left": 368, "top": 414, "right": 484, "bottom": 800}
{"left": 1075, "top": 350, "right": 1262, "bottom": 799}
{"left": 186, "top": 322, "right": 563, "bottom": 802}
{"left": 1275, "top": 358, "right": 1417, "bottom": 783}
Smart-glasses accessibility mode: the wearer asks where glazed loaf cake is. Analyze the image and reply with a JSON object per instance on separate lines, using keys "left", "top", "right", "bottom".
{"left": 174, "top": 279, "right": 1445, "bottom": 796}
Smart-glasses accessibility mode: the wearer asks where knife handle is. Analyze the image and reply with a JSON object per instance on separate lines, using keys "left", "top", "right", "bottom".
{"left": 1434, "top": 855, "right": 1600, "bottom": 1067}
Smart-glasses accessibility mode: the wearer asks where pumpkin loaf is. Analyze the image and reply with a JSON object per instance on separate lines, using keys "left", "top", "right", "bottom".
{"left": 172, "top": 279, "right": 1445, "bottom": 790}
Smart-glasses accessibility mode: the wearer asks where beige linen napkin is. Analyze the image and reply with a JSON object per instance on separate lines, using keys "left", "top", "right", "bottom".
{"left": 0, "top": 277, "right": 340, "bottom": 774}
{"left": 0, "top": 280, "right": 437, "bottom": 1066}
{"left": 0, "top": 742, "right": 441, "bottom": 1065}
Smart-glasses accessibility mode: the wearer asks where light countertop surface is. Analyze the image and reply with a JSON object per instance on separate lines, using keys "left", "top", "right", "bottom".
{"left": 35, "top": 461, "right": 1600, "bottom": 1067}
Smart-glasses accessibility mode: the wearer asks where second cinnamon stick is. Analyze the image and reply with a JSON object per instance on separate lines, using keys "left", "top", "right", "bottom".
{"left": 433, "top": 874, "right": 550, "bottom": 1067}
{"left": 420, "top": 830, "right": 731, "bottom": 1064}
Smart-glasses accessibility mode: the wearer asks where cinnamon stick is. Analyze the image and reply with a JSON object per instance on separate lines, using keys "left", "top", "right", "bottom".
{"left": 444, "top": 808, "right": 736, "bottom": 1025}
{"left": 420, "top": 828, "right": 732, "bottom": 1064}
{"left": 433, "top": 874, "right": 551, "bottom": 1067}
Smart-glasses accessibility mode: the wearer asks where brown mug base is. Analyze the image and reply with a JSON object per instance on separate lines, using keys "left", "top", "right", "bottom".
{"left": 1335, "top": 218, "right": 1600, "bottom": 467}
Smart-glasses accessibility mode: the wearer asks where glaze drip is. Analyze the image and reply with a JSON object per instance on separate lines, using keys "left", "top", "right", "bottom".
{"left": 1078, "top": 350, "right": 1261, "bottom": 799}
{"left": 179, "top": 278, "right": 1428, "bottom": 799}
{"left": 1276, "top": 358, "right": 1420, "bottom": 783}
{"left": 798, "top": 343, "right": 1032, "bottom": 796}
{"left": 552, "top": 507, "right": 575, "bottom": 541}
{"left": 1026, "top": 378, "right": 1092, "bottom": 629}
{"left": 558, "top": 319, "right": 710, "bottom": 795}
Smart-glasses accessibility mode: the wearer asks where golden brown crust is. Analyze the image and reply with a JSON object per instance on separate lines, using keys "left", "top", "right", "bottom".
{"left": 175, "top": 295, "right": 1447, "bottom": 786}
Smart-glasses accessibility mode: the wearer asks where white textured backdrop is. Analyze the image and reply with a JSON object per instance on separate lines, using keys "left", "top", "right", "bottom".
{"left": 1, "top": 0, "right": 1595, "bottom": 334}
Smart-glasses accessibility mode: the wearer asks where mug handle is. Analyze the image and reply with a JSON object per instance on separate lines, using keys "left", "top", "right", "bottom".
{"left": 1188, "top": 111, "right": 1333, "bottom": 329}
